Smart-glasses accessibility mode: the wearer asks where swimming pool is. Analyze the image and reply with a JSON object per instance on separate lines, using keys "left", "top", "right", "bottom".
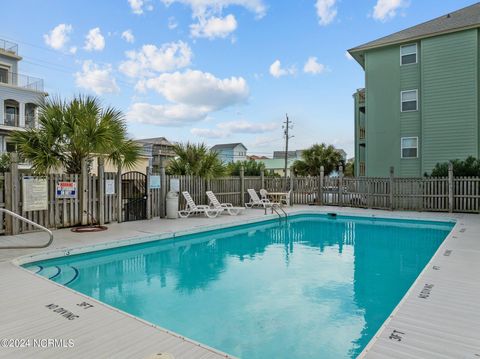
{"left": 24, "top": 214, "right": 453, "bottom": 358}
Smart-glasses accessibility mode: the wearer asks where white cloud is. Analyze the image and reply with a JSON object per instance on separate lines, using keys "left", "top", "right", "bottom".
{"left": 138, "top": 70, "right": 249, "bottom": 111}
{"left": 75, "top": 60, "right": 120, "bottom": 95}
{"left": 345, "top": 51, "right": 354, "bottom": 60}
{"left": 43, "top": 24, "right": 73, "bottom": 50}
{"left": 168, "top": 16, "right": 179, "bottom": 29}
{"left": 161, "top": 0, "right": 266, "bottom": 18}
{"left": 128, "top": 0, "right": 153, "bottom": 14}
{"left": 162, "top": 0, "right": 265, "bottom": 39}
{"left": 191, "top": 120, "right": 278, "bottom": 139}
{"left": 190, "top": 14, "right": 237, "bottom": 39}
{"left": 191, "top": 127, "right": 228, "bottom": 138}
{"left": 269, "top": 60, "right": 296, "bottom": 78}
{"left": 84, "top": 28, "right": 105, "bottom": 51}
{"left": 315, "top": 0, "right": 337, "bottom": 26}
{"left": 119, "top": 41, "right": 193, "bottom": 78}
{"left": 127, "top": 103, "right": 208, "bottom": 126}
{"left": 69, "top": 46, "right": 78, "bottom": 54}
{"left": 373, "top": 0, "right": 408, "bottom": 22}
{"left": 121, "top": 29, "right": 135, "bottom": 43}
{"left": 303, "top": 57, "right": 327, "bottom": 75}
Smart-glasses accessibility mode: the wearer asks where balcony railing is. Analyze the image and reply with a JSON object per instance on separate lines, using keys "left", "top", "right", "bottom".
{"left": 4, "top": 113, "right": 19, "bottom": 127}
{"left": 359, "top": 162, "right": 366, "bottom": 177}
{"left": 0, "top": 39, "right": 18, "bottom": 56}
{"left": 0, "top": 71, "right": 44, "bottom": 92}
{"left": 359, "top": 127, "right": 366, "bottom": 140}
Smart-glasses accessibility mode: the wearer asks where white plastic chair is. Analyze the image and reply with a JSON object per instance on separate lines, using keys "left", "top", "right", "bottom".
{"left": 246, "top": 189, "right": 278, "bottom": 208}
{"left": 206, "top": 191, "right": 245, "bottom": 216}
{"left": 178, "top": 191, "right": 222, "bottom": 218}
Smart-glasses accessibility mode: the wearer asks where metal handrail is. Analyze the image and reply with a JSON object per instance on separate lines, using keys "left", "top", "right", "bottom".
{"left": 265, "top": 203, "right": 287, "bottom": 220}
{"left": 0, "top": 208, "right": 53, "bottom": 249}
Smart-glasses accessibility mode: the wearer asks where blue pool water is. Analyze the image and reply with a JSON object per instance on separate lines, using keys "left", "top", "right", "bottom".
{"left": 24, "top": 214, "right": 453, "bottom": 358}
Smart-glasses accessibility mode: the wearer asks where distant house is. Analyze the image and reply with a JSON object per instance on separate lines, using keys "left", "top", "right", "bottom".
{"left": 273, "top": 150, "right": 304, "bottom": 160}
{"left": 135, "top": 137, "right": 176, "bottom": 172}
{"left": 210, "top": 143, "right": 247, "bottom": 163}
{"left": 254, "top": 158, "right": 296, "bottom": 177}
{"left": 247, "top": 155, "right": 269, "bottom": 160}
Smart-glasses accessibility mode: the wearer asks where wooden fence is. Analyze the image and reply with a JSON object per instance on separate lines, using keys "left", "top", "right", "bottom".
{"left": 1, "top": 161, "right": 479, "bottom": 235}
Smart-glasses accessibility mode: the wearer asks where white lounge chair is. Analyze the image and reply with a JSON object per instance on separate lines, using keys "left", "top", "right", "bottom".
{"left": 178, "top": 191, "right": 222, "bottom": 218}
{"left": 206, "top": 191, "right": 245, "bottom": 216}
{"left": 259, "top": 188, "right": 269, "bottom": 200}
{"left": 246, "top": 189, "right": 279, "bottom": 208}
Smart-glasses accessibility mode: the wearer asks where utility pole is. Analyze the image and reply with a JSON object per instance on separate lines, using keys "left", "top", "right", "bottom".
{"left": 283, "top": 114, "right": 294, "bottom": 190}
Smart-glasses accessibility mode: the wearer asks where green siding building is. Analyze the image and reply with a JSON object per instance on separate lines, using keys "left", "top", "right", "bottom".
{"left": 349, "top": 3, "right": 480, "bottom": 177}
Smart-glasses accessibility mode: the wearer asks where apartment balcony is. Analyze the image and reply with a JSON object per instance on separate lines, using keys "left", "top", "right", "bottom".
{"left": 359, "top": 162, "right": 366, "bottom": 177}
{"left": 359, "top": 127, "right": 366, "bottom": 140}
{"left": 0, "top": 39, "right": 18, "bottom": 57}
{"left": 0, "top": 70, "right": 44, "bottom": 92}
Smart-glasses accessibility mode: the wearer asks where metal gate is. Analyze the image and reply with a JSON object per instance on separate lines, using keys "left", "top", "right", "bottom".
{"left": 121, "top": 171, "right": 147, "bottom": 221}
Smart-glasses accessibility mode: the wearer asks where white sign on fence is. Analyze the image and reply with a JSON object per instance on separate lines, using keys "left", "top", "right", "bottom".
{"left": 22, "top": 176, "right": 48, "bottom": 211}
{"left": 170, "top": 178, "right": 180, "bottom": 192}
{"left": 56, "top": 181, "right": 77, "bottom": 199}
{"left": 150, "top": 175, "right": 161, "bottom": 189}
{"left": 105, "top": 179, "right": 115, "bottom": 195}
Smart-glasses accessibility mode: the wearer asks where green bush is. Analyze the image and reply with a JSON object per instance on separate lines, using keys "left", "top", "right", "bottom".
{"left": 428, "top": 156, "right": 480, "bottom": 177}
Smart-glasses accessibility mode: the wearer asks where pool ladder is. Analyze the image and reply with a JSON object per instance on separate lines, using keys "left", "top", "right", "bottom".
{"left": 0, "top": 208, "right": 54, "bottom": 249}
{"left": 266, "top": 204, "right": 288, "bottom": 220}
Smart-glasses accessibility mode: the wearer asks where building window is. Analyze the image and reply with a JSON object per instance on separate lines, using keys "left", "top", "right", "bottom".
{"left": 401, "top": 90, "right": 418, "bottom": 112}
{"left": 400, "top": 44, "right": 417, "bottom": 65}
{"left": 401, "top": 137, "right": 418, "bottom": 158}
{"left": 0, "top": 66, "right": 8, "bottom": 84}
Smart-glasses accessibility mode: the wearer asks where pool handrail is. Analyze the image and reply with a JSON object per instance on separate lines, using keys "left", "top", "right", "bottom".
{"left": 0, "top": 208, "right": 54, "bottom": 249}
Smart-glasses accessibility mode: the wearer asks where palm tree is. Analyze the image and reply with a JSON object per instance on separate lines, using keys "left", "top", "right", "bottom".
{"left": 226, "top": 160, "right": 265, "bottom": 176}
{"left": 11, "top": 95, "right": 140, "bottom": 174}
{"left": 166, "top": 142, "right": 225, "bottom": 178}
{"left": 291, "top": 143, "right": 343, "bottom": 176}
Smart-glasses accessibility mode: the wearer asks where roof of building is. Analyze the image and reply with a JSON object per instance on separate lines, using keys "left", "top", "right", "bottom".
{"left": 349, "top": 3, "right": 480, "bottom": 66}
{"left": 135, "top": 137, "right": 174, "bottom": 146}
{"left": 210, "top": 143, "right": 247, "bottom": 151}
{"left": 248, "top": 155, "right": 269, "bottom": 160}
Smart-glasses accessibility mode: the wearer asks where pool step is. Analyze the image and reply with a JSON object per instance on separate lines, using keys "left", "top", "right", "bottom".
{"left": 56, "top": 266, "right": 79, "bottom": 286}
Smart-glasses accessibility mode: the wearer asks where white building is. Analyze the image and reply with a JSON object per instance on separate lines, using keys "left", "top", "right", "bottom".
{"left": 0, "top": 39, "right": 46, "bottom": 154}
{"left": 210, "top": 143, "right": 247, "bottom": 163}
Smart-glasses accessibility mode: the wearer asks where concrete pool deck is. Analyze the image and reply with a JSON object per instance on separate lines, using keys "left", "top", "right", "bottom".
{"left": 0, "top": 206, "right": 478, "bottom": 358}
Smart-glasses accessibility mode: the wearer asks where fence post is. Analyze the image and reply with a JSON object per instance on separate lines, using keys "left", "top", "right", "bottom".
{"left": 146, "top": 166, "right": 152, "bottom": 220}
{"left": 117, "top": 164, "right": 122, "bottom": 223}
{"left": 5, "top": 153, "right": 19, "bottom": 234}
{"left": 448, "top": 162, "right": 454, "bottom": 213}
{"left": 389, "top": 166, "right": 395, "bottom": 211}
{"left": 318, "top": 166, "right": 324, "bottom": 205}
{"left": 97, "top": 157, "right": 105, "bottom": 225}
{"left": 240, "top": 165, "right": 245, "bottom": 206}
{"left": 338, "top": 166, "right": 344, "bottom": 206}
{"left": 160, "top": 161, "right": 166, "bottom": 218}
{"left": 260, "top": 170, "right": 265, "bottom": 189}
{"left": 289, "top": 168, "right": 294, "bottom": 206}
{"left": 80, "top": 158, "right": 88, "bottom": 226}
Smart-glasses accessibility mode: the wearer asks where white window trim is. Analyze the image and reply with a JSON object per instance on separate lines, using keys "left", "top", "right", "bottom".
{"left": 401, "top": 136, "right": 419, "bottom": 159}
{"left": 400, "top": 43, "right": 418, "bottom": 66}
{"left": 401, "top": 89, "right": 418, "bottom": 112}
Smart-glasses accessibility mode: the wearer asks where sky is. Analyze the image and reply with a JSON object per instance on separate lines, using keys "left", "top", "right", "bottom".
{"left": 1, "top": 0, "right": 477, "bottom": 158}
